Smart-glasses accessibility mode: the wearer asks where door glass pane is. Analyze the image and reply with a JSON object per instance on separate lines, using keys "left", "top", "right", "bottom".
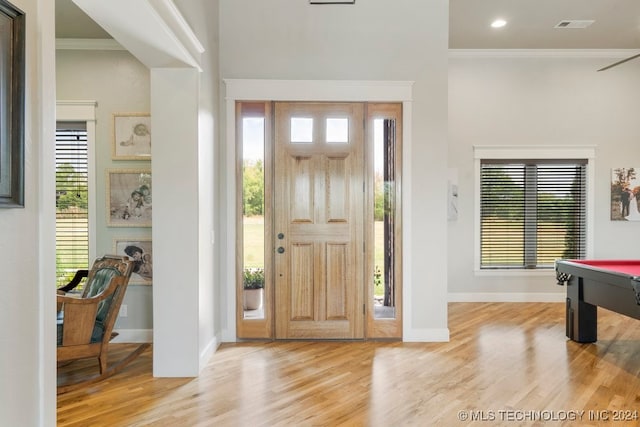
{"left": 326, "top": 118, "right": 349, "bottom": 143}
{"left": 243, "top": 117, "right": 265, "bottom": 319}
{"left": 373, "top": 118, "right": 396, "bottom": 319}
{"left": 291, "top": 117, "right": 313, "bottom": 143}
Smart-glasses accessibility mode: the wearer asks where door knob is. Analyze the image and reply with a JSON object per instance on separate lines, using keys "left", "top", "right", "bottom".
{"left": 277, "top": 233, "right": 285, "bottom": 240}
{"left": 277, "top": 247, "right": 285, "bottom": 254}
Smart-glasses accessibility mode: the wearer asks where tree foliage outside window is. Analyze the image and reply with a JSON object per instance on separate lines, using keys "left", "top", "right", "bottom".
{"left": 56, "top": 163, "right": 88, "bottom": 210}
{"left": 243, "top": 159, "right": 264, "bottom": 216}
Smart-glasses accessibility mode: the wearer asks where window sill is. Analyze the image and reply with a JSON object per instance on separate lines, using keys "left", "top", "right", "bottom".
{"left": 474, "top": 269, "right": 556, "bottom": 278}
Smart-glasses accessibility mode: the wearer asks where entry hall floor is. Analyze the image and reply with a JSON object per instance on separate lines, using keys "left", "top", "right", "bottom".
{"left": 57, "top": 302, "right": 640, "bottom": 426}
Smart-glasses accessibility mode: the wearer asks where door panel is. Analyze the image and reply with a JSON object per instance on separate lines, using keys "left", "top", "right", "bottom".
{"left": 327, "top": 157, "right": 348, "bottom": 221}
{"left": 326, "top": 243, "right": 348, "bottom": 320}
{"left": 275, "top": 102, "right": 364, "bottom": 339}
{"left": 290, "top": 243, "right": 314, "bottom": 320}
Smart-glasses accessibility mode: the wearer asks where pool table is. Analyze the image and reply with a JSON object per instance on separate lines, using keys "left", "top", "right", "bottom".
{"left": 555, "top": 260, "right": 640, "bottom": 343}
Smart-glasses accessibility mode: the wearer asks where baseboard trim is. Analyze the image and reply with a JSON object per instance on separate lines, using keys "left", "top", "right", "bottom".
{"left": 403, "top": 328, "right": 450, "bottom": 342}
{"left": 111, "top": 328, "right": 153, "bottom": 343}
{"left": 199, "top": 334, "right": 221, "bottom": 372}
{"left": 448, "top": 293, "right": 565, "bottom": 303}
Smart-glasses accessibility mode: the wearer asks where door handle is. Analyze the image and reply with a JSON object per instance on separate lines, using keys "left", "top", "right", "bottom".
{"left": 277, "top": 247, "right": 285, "bottom": 254}
{"left": 277, "top": 233, "right": 284, "bottom": 240}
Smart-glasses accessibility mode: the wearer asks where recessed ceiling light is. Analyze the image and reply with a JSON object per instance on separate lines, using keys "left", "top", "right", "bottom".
{"left": 491, "top": 19, "right": 507, "bottom": 28}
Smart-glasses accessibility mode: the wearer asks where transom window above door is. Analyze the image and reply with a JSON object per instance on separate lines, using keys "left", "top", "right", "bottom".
{"left": 289, "top": 116, "right": 351, "bottom": 144}
{"left": 290, "top": 117, "right": 313, "bottom": 143}
{"left": 326, "top": 118, "right": 349, "bottom": 143}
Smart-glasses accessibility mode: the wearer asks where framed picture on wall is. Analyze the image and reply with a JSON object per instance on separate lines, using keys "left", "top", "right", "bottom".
{"left": 611, "top": 167, "right": 640, "bottom": 221}
{"left": 0, "top": 1, "right": 25, "bottom": 207}
{"left": 106, "top": 169, "right": 152, "bottom": 227}
{"left": 113, "top": 238, "right": 153, "bottom": 285}
{"left": 112, "top": 113, "right": 151, "bottom": 160}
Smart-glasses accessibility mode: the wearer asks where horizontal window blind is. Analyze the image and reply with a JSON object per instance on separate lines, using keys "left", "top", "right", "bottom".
{"left": 56, "top": 123, "right": 89, "bottom": 287}
{"left": 480, "top": 160, "right": 586, "bottom": 269}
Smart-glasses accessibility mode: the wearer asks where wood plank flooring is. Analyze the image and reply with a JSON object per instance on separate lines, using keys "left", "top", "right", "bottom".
{"left": 57, "top": 303, "right": 640, "bottom": 426}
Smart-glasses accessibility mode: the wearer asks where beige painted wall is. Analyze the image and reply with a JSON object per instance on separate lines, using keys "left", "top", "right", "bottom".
{"left": 56, "top": 48, "right": 153, "bottom": 331}
{"left": 448, "top": 53, "right": 640, "bottom": 296}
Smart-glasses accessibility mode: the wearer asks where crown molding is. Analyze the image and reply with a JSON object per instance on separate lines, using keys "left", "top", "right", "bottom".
{"left": 449, "top": 49, "right": 640, "bottom": 59}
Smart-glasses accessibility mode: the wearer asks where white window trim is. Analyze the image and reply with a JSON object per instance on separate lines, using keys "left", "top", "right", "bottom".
{"left": 473, "top": 145, "right": 596, "bottom": 276}
{"left": 56, "top": 101, "right": 98, "bottom": 263}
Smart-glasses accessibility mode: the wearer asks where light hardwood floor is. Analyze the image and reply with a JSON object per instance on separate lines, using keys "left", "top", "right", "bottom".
{"left": 57, "top": 303, "right": 640, "bottom": 426}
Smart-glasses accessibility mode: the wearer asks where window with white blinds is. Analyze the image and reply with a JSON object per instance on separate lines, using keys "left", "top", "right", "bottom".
{"left": 56, "top": 122, "right": 89, "bottom": 287}
{"left": 480, "top": 160, "right": 587, "bottom": 269}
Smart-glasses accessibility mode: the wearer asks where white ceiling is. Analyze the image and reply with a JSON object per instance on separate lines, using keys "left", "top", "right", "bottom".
{"left": 56, "top": 0, "right": 640, "bottom": 49}
{"left": 450, "top": 0, "right": 640, "bottom": 49}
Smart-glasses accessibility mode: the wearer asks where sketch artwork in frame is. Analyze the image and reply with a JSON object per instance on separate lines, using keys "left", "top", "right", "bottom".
{"left": 112, "top": 113, "right": 151, "bottom": 160}
{"left": 611, "top": 167, "right": 640, "bottom": 221}
{"left": 0, "top": 0, "right": 25, "bottom": 207}
{"left": 106, "top": 169, "right": 152, "bottom": 227}
{"left": 114, "top": 238, "right": 153, "bottom": 285}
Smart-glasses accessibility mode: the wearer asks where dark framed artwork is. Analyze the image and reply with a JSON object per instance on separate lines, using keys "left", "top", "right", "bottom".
{"left": 106, "top": 169, "right": 152, "bottom": 227}
{"left": 0, "top": 0, "right": 25, "bottom": 207}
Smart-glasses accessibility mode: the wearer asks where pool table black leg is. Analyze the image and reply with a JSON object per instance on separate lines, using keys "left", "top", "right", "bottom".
{"left": 566, "top": 277, "right": 597, "bottom": 343}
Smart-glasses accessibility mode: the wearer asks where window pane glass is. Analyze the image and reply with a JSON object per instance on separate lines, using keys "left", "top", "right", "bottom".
{"left": 373, "top": 118, "right": 396, "bottom": 319}
{"left": 243, "top": 117, "right": 265, "bottom": 319}
{"left": 326, "top": 118, "right": 349, "bottom": 143}
{"left": 56, "top": 125, "right": 89, "bottom": 288}
{"left": 290, "top": 117, "right": 313, "bottom": 143}
{"left": 480, "top": 161, "right": 587, "bottom": 269}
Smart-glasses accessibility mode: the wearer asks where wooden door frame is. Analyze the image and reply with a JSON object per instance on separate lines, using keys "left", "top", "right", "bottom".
{"left": 365, "top": 103, "right": 403, "bottom": 338}
{"left": 223, "top": 79, "right": 413, "bottom": 342}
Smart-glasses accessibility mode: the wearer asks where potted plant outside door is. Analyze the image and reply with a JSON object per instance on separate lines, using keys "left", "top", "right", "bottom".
{"left": 243, "top": 268, "right": 264, "bottom": 310}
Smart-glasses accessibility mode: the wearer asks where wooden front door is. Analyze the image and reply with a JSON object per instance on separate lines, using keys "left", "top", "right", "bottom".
{"left": 274, "top": 102, "right": 364, "bottom": 339}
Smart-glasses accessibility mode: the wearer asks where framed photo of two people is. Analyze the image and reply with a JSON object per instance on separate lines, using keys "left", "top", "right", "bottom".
{"left": 611, "top": 167, "right": 640, "bottom": 221}
{"left": 106, "top": 169, "right": 152, "bottom": 227}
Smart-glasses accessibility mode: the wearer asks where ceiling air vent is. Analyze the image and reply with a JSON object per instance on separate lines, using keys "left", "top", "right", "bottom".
{"left": 554, "top": 20, "right": 595, "bottom": 29}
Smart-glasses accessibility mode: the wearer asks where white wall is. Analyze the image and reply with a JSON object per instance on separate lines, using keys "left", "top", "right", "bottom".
{"left": 0, "top": 0, "right": 56, "bottom": 425}
{"left": 448, "top": 52, "right": 640, "bottom": 299}
{"left": 174, "top": 0, "right": 221, "bottom": 370}
{"left": 147, "top": 0, "right": 220, "bottom": 376}
{"left": 151, "top": 68, "right": 201, "bottom": 376}
{"left": 219, "top": 0, "right": 450, "bottom": 340}
{"left": 56, "top": 48, "right": 153, "bottom": 334}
